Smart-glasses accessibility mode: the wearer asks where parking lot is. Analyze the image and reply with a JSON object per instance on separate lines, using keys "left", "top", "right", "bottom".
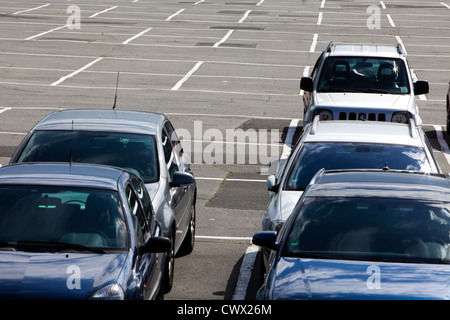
{"left": 0, "top": 0, "right": 449, "bottom": 300}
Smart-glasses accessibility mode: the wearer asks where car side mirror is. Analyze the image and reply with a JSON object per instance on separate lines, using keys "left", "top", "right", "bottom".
{"left": 252, "top": 231, "right": 279, "bottom": 251}
{"left": 414, "top": 80, "right": 429, "bottom": 95}
{"left": 170, "top": 171, "right": 194, "bottom": 188}
{"left": 141, "top": 236, "right": 172, "bottom": 254}
{"left": 300, "top": 77, "right": 314, "bottom": 92}
{"left": 267, "top": 175, "right": 279, "bottom": 192}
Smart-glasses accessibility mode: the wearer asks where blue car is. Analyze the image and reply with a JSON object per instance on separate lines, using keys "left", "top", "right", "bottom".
{"left": 0, "top": 163, "right": 171, "bottom": 299}
{"left": 253, "top": 169, "right": 450, "bottom": 300}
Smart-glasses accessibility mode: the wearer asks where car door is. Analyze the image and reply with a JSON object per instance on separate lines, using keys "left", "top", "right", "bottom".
{"left": 161, "top": 125, "right": 190, "bottom": 239}
{"left": 125, "top": 181, "right": 160, "bottom": 300}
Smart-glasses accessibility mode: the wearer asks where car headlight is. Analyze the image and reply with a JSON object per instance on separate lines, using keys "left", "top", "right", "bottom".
{"left": 89, "top": 283, "right": 124, "bottom": 300}
{"left": 313, "top": 109, "right": 333, "bottom": 121}
{"left": 391, "top": 111, "right": 411, "bottom": 123}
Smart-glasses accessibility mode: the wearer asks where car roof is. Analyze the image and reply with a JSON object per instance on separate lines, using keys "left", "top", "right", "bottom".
{"left": 328, "top": 44, "right": 404, "bottom": 59}
{"left": 32, "top": 109, "right": 167, "bottom": 135}
{"left": 307, "top": 169, "right": 450, "bottom": 201}
{"left": 0, "top": 163, "right": 128, "bottom": 190}
{"left": 304, "top": 120, "right": 422, "bottom": 146}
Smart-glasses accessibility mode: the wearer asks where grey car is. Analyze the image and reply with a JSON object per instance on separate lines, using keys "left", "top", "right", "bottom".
{"left": 9, "top": 109, "right": 197, "bottom": 293}
{"left": 262, "top": 117, "right": 441, "bottom": 267}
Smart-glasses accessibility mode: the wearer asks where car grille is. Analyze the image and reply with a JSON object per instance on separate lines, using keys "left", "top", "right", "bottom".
{"left": 338, "top": 112, "right": 387, "bottom": 121}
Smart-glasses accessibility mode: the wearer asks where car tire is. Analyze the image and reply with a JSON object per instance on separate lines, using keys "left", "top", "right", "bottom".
{"left": 178, "top": 203, "right": 196, "bottom": 256}
{"left": 163, "top": 227, "right": 175, "bottom": 294}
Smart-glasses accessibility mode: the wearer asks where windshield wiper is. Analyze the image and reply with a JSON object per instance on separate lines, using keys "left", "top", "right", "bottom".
{"left": 17, "top": 240, "right": 105, "bottom": 254}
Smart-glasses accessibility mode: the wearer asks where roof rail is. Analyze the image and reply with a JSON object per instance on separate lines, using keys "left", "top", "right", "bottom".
{"left": 397, "top": 43, "right": 405, "bottom": 55}
{"left": 326, "top": 41, "right": 334, "bottom": 52}
{"left": 310, "top": 115, "right": 320, "bottom": 135}
{"left": 408, "top": 119, "right": 417, "bottom": 138}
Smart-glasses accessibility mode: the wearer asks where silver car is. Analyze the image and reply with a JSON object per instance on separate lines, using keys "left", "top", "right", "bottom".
{"left": 300, "top": 42, "right": 429, "bottom": 126}
{"left": 9, "top": 109, "right": 197, "bottom": 293}
{"left": 262, "top": 117, "right": 441, "bottom": 266}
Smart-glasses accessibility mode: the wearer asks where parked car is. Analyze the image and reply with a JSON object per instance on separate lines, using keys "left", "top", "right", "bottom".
{"left": 0, "top": 162, "right": 171, "bottom": 299}
{"left": 9, "top": 109, "right": 196, "bottom": 293}
{"left": 254, "top": 169, "right": 450, "bottom": 300}
{"left": 300, "top": 42, "right": 429, "bottom": 126}
{"left": 446, "top": 82, "right": 450, "bottom": 134}
{"left": 261, "top": 117, "right": 441, "bottom": 267}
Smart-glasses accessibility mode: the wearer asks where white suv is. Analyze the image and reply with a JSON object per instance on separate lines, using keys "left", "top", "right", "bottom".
{"left": 300, "top": 42, "right": 429, "bottom": 126}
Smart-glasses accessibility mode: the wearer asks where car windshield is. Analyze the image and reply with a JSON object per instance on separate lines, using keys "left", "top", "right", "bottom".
{"left": 285, "top": 143, "right": 432, "bottom": 190}
{"left": 17, "top": 130, "right": 159, "bottom": 183}
{"left": 283, "top": 197, "right": 450, "bottom": 264}
{"left": 317, "top": 57, "right": 410, "bottom": 94}
{"left": 0, "top": 185, "right": 127, "bottom": 252}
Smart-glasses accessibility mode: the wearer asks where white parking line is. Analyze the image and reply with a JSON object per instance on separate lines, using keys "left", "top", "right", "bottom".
{"left": 317, "top": 12, "right": 323, "bottom": 25}
{"left": 434, "top": 125, "right": 450, "bottom": 164}
{"left": 171, "top": 61, "right": 204, "bottom": 90}
{"left": 50, "top": 57, "right": 103, "bottom": 86}
{"left": 89, "top": 6, "right": 118, "bottom": 18}
{"left": 395, "top": 36, "right": 408, "bottom": 55}
{"left": 122, "top": 27, "right": 152, "bottom": 44}
{"left": 320, "top": 0, "right": 326, "bottom": 8}
{"left": 281, "top": 119, "right": 300, "bottom": 159}
{"left": 213, "top": 30, "right": 234, "bottom": 48}
{"left": 238, "top": 10, "right": 252, "bottom": 24}
{"left": 0, "top": 107, "right": 11, "bottom": 114}
{"left": 232, "top": 244, "right": 259, "bottom": 300}
{"left": 386, "top": 14, "right": 395, "bottom": 27}
{"left": 441, "top": 2, "right": 450, "bottom": 9}
{"left": 13, "top": 3, "right": 50, "bottom": 15}
{"left": 165, "top": 9, "right": 185, "bottom": 21}
{"left": 196, "top": 177, "right": 266, "bottom": 182}
{"left": 380, "top": 1, "right": 386, "bottom": 9}
{"left": 309, "top": 33, "right": 318, "bottom": 52}
{"left": 25, "top": 25, "right": 67, "bottom": 41}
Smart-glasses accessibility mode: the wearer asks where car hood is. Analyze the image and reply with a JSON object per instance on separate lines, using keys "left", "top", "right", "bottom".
{"left": 315, "top": 92, "right": 413, "bottom": 111}
{"left": 269, "top": 257, "right": 450, "bottom": 300}
{"left": 0, "top": 251, "right": 128, "bottom": 299}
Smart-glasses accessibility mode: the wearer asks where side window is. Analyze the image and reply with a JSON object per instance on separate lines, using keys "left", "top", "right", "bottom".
{"left": 126, "top": 184, "right": 149, "bottom": 245}
{"left": 161, "top": 128, "right": 179, "bottom": 180}
{"left": 130, "top": 178, "right": 155, "bottom": 229}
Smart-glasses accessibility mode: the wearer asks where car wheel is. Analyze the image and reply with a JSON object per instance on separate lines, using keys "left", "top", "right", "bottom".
{"left": 163, "top": 228, "right": 175, "bottom": 294}
{"left": 178, "top": 203, "right": 196, "bottom": 256}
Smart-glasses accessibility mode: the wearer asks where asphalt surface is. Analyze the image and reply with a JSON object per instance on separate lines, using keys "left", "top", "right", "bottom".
{"left": 0, "top": 0, "right": 449, "bottom": 301}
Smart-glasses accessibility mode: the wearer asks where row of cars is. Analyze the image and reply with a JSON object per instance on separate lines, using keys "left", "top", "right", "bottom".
{"left": 252, "top": 43, "right": 450, "bottom": 299}
{"left": 0, "top": 110, "right": 197, "bottom": 299}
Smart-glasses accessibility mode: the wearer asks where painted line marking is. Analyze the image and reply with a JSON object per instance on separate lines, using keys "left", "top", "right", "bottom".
{"left": 320, "top": 0, "right": 326, "bottom": 8}
{"left": 380, "top": 1, "right": 386, "bottom": 9}
{"left": 194, "top": 0, "right": 205, "bottom": 4}
{"left": 256, "top": 0, "right": 264, "bottom": 6}
{"left": 0, "top": 107, "right": 12, "bottom": 114}
{"left": 213, "top": 29, "right": 234, "bottom": 47}
{"left": 238, "top": 10, "right": 252, "bottom": 23}
{"left": 196, "top": 177, "right": 266, "bottom": 182}
{"left": 386, "top": 14, "right": 396, "bottom": 27}
{"left": 165, "top": 9, "right": 185, "bottom": 21}
{"left": 395, "top": 36, "right": 408, "bottom": 55}
{"left": 13, "top": 3, "right": 50, "bottom": 15}
{"left": 171, "top": 61, "right": 204, "bottom": 90}
{"left": 232, "top": 244, "right": 259, "bottom": 300}
{"left": 441, "top": 2, "right": 450, "bottom": 9}
{"left": 309, "top": 33, "right": 318, "bottom": 52}
{"left": 122, "top": 27, "right": 152, "bottom": 44}
{"left": 317, "top": 12, "right": 323, "bottom": 25}
{"left": 89, "top": 6, "right": 118, "bottom": 18}
{"left": 50, "top": 57, "right": 103, "bottom": 86}
{"left": 434, "top": 125, "right": 450, "bottom": 165}
{"left": 25, "top": 25, "right": 67, "bottom": 40}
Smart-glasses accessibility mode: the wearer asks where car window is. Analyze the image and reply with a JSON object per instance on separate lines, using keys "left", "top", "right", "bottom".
{"left": 317, "top": 57, "right": 410, "bottom": 94}
{"left": 125, "top": 184, "right": 150, "bottom": 246}
{"left": 161, "top": 127, "right": 179, "bottom": 180}
{"left": 283, "top": 197, "right": 450, "bottom": 264}
{"left": 285, "top": 143, "right": 432, "bottom": 190}
{"left": 0, "top": 185, "right": 127, "bottom": 251}
{"left": 16, "top": 131, "right": 159, "bottom": 183}
{"left": 130, "top": 177, "right": 155, "bottom": 229}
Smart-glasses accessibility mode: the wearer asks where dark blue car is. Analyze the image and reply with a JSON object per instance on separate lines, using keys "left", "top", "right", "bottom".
{"left": 0, "top": 163, "right": 171, "bottom": 299}
{"left": 253, "top": 169, "right": 450, "bottom": 300}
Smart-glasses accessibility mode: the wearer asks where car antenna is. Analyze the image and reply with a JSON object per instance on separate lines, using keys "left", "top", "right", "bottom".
{"left": 112, "top": 71, "right": 120, "bottom": 110}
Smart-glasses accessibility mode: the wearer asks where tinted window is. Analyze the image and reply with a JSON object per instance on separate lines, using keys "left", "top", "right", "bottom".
{"left": 0, "top": 186, "right": 127, "bottom": 251}
{"left": 285, "top": 143, "right": 431, "bottom": 190}
{"left": 283, "top": 197, "right": 450, "bottom": 264}
{"left": 318, "top": 57, "right": 410, "bottom": 94}
{"left": 17, "top": 131, "right": 159, "bottom": 183}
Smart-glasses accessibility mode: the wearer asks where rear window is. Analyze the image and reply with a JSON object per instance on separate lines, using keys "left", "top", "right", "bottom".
{"left": 285, "top": 143, "right": 431, "bottom": 190}
{"left": 17, "top": 130, "right": 159, "bottom": 183}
